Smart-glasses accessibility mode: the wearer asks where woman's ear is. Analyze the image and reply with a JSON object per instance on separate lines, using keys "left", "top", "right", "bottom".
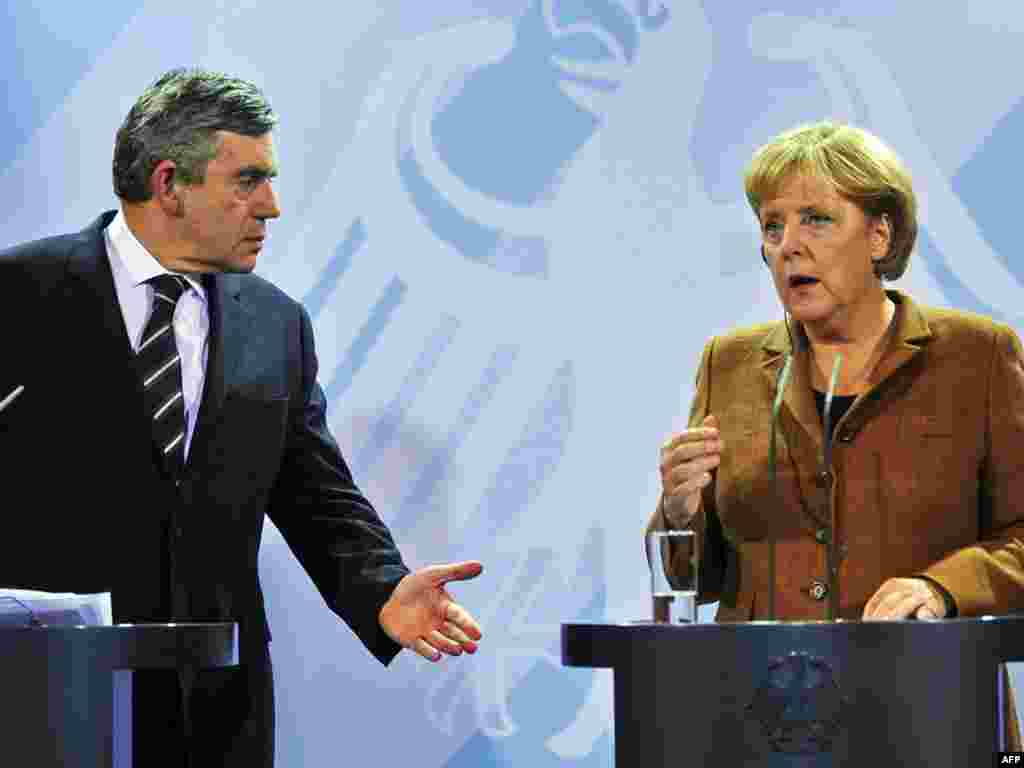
{"left": 871, "top": 213, "right": 892, "bottom": 263}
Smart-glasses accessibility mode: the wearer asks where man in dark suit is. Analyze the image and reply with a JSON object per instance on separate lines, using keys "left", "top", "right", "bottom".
{"left": 0, "top": 68, "right": 482, "bottom": 766}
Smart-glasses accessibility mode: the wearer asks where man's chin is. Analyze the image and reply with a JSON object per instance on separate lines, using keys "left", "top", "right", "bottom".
{"left": 223, "top": 241, "right": 264, "bottom": 274}
{"left": 223, "top": 251, "right": 260, "bottom": 274}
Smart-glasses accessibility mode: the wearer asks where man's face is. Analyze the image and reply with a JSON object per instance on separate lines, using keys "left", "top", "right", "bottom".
{"left": 176, "top": 130, "right": 280, "bottom": 273}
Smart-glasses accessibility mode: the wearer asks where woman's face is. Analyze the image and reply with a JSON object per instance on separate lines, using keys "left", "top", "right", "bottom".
{"left": 759, "top": 173, "right": 890, "bottom": 336}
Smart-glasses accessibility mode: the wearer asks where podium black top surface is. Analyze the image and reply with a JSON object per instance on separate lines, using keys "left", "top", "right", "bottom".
{"left": 0, "top": 622, "right": 238, "bottom": 670}
{"left": 563, "top": 616, "right": 1024, "bottom": 667}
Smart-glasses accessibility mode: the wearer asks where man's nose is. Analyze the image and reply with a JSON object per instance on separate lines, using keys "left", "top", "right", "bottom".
{"left": 255, "top": 180, "right": 281, "bottom": 220}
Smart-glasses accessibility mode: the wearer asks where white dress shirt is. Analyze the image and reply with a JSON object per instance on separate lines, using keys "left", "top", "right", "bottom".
{"left": 105, "top": 210, "right": 209, "bottom": 459}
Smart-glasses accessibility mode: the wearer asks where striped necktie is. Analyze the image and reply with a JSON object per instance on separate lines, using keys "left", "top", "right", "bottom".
{"left": 138, "top": 274, "right": 188, "bottom": 482}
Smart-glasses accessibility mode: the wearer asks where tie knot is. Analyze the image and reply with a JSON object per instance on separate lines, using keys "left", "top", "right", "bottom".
{"left": 149, "top": 274, "right": 188, "bottom": 306}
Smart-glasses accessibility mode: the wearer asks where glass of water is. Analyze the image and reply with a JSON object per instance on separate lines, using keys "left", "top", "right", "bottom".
{"left": 645, "top": 529, "right": 697, "bottom": 624}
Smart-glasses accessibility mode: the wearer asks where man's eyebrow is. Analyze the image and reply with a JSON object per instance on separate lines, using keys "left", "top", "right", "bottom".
{"left": 237, "top": 165, "right": 279, "bottom": 179}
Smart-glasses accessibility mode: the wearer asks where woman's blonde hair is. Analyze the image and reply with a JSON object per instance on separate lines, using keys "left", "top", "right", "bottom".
{"left": 744, "top": 121, "right": 917, "bottom": 280}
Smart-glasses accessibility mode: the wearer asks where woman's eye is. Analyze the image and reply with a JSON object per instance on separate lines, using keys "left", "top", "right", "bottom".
{"left": 805, "top": 212, "right": 832, "bottom": 225}
{"left": 762, "top": 221, "right": 782, "bottom": 237}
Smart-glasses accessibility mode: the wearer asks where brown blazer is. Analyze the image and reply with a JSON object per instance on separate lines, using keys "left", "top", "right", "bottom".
{"left": 649, "top": 289, "right": 1024, "bottom": 622}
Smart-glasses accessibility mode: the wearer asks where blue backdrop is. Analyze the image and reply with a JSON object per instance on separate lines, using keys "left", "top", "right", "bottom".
{"left": 4, "top": 2, "right": 1023, "bottom": 765}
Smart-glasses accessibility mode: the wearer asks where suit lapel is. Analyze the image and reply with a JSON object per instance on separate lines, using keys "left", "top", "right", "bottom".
{"left": 758, "top": 320, "right": 831, "bottom": 530}
{"left": 753, "top": 291, "right": 932, "bottom": 528}
{"left": 757, "top": 289, "right": 932, "bottom": 459}
{"left": 867, "top": 291, "right": 931, "bottom": 385}
{"left": 190, "top": 273, "right": 254, "bottom": 461}
{"left": 759, "top": 322, "right": 823, "bottom": 464}
{"left": 66, "top": 213, "right": 133, "bottom": 353}
{"left": 65, "top": 213, "right": 150, "bottom": 428}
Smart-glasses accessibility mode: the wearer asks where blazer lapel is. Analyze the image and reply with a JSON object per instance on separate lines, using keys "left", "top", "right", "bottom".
{"left": 756, "top": 289, "right": 932, "bottom": 459}
{"left": 867, "top": 290, "right": 932, "bottom": 386}
{"left": 759, "top": 321, "right": 824, "bottom": 462}
{"left": 752, "top": 291, "right": 932, "bottom": 530}
{"left": 758, "top": 320, "right": 831, "bottom": 530}
{"left": 190, "top": 273, "right": 253, "bottom": 459}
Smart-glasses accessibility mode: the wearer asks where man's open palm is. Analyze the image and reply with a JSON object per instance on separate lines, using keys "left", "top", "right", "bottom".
{"left": 379, "top": 561, "right": 483, "bottom": 661}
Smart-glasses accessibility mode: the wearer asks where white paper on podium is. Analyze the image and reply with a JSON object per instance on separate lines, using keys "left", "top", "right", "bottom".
{"left": 0, "top": 588, "right": 112, "bottom": 626}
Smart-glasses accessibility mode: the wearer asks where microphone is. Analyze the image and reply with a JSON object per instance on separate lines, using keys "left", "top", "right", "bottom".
{"left": 762, "top": 247, "right": 844, "bottom": 619}
{"left": 767, "top": 342, "right": 845, "bottom": 620}
{"left": 768, "top": 353, "right": 794, "bottom": 621}
{"left": 820, "top": 354, "right": 843, "bottom": 620}
{"left": 0, "top": 385, "right": 24, "bottom": 414}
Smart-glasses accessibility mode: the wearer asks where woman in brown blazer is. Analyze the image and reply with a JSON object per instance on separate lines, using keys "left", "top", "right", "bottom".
{"left": 651, "top": 119, "right": 1024, "bottom": 622}
{"left": 648, "top": 118, "right": 1024, "bottom": 746}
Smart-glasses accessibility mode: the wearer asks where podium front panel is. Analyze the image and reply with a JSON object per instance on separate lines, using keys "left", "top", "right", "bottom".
{"left": 0, "top": 623, "right": 237, "bottom": 768}
{"left": 563, "top": 618, "right": 1024, "bottom": 767}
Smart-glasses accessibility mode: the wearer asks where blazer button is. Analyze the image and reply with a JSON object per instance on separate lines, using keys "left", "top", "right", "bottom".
{"left": 838, "top": 429, "right": 856, "bottom": 443}
{"left": 814, "top": 528, "right": 830, "bottom": 544}
{"left": 809, "top": 580, "right": 828, "bottom": 601}
{"left": 816, "top": 470, "right": 833, "bottom": 488}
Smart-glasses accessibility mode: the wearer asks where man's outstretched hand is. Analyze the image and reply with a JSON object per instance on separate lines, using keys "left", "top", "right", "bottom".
{"left": 379, "top": 561, "right": 483, "bottom": 662}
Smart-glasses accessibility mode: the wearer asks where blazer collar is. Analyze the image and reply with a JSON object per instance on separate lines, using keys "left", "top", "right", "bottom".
{"left": 65, "top": 210, "right": 136, "bottom": 364}
{"left": 759, "top": 289, "right": 933, "bottom": 359}
{"left": 757, "top": 289, "right": 933, "bottom": 455}
{"left": 66, "top": 211, "right": 120, "bottom": 284}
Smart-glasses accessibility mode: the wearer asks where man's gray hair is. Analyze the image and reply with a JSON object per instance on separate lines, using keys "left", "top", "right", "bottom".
{"left": 112, "top": 68, "right": 278, "bottom": 202}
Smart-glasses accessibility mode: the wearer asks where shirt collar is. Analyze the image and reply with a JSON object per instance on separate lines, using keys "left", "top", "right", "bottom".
{"left": 106, "top": 209, "right": 206, "bottom": 302}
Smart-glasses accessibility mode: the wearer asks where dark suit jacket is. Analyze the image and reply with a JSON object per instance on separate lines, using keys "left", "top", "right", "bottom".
{"left": 648, "top": 289, "right": 1024, "bottom": 621}
{"left": 0, "top": 211, "right": 409, "bottom": 762}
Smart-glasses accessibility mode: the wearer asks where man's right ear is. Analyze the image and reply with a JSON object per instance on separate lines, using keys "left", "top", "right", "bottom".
{"left": 152, "top": 161, "right": 184, "bottom": 217}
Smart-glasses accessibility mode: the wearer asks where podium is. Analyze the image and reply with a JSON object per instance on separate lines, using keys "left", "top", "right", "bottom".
{"left": 562, "top": 618, "right": 1024, "bottom": 767}
{"left": 0, "top": 623, "right": 237, "bottom": 768}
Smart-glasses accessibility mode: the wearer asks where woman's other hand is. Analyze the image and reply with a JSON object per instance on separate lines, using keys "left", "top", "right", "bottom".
{"left": 659, "top": 414, "right": 723, "bottom": 526}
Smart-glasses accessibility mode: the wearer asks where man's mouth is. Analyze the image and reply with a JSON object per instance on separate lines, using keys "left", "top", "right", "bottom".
{"left": 788, "top": 275, "right": 819, "bottom": 287}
